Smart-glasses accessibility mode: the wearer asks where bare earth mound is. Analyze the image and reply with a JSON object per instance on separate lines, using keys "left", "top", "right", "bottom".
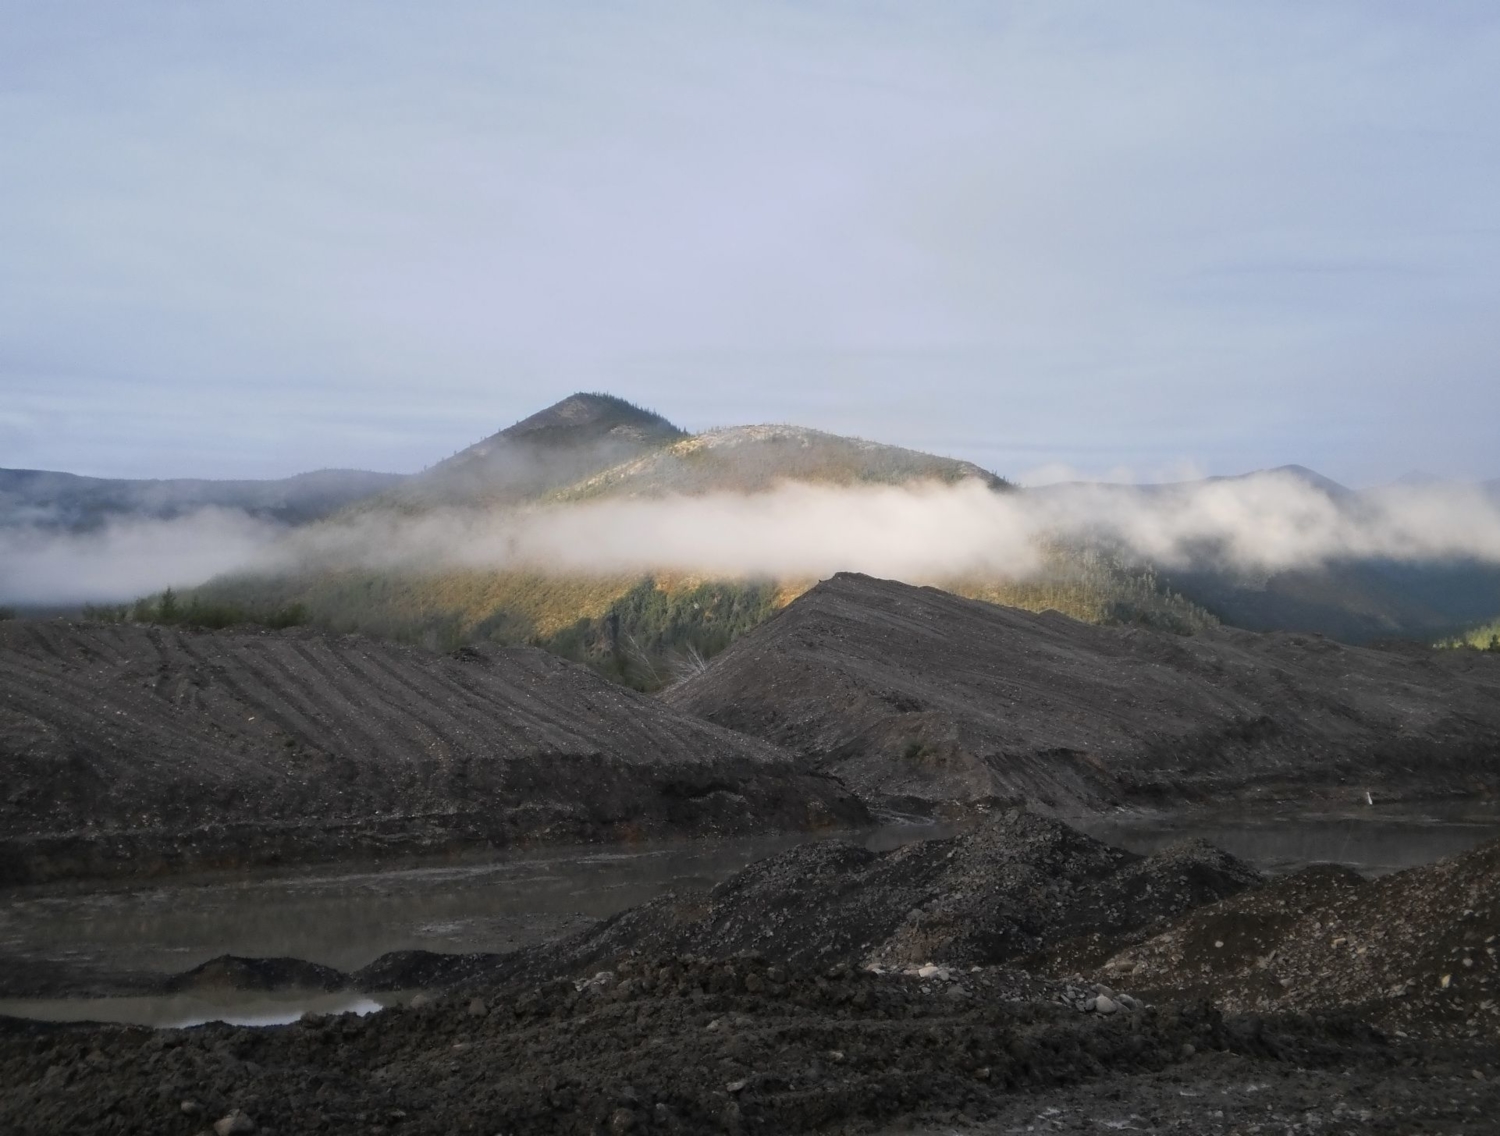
{"left": 0, "top": 621, "right": 864, "bottom": 883}
{"left": 1084, "top": 833, "right": 1500, "bottom": 1044}
{"left": 664, "top": 573, "right": 1500, "bottom": 815}
{"left": 344, "top": 810, "right": 1260, "bottom": 993}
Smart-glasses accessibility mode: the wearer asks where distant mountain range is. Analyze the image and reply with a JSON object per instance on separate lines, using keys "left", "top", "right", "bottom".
{"left": 7, "top": 393, "right": 1500, "bottom": 672}
{"left": 1029, "top": 463, "right": 1354, "bottom": 501}
{"left": 0, "top": 466, "right": 403, "bottom": 530}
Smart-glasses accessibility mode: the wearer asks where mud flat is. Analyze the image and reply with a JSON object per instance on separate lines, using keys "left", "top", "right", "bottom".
{"left": 3, "top": 813, "right": 1499, "bottom": 1134}
{"left": 0, "top": 621, "right": 865, "bottom": 885}
{"left": 666, "top": 573, "right": 1500, "bottom": 815}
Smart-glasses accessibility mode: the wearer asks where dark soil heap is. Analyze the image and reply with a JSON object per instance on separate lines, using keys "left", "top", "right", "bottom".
{"left": 359, "top": 811, "right": 1262, "bottom": 991}
{"left": 6, "top": 820, "right": 1500, "bottom": 1133}
{"left": 3, "top": 954, "right": 1465, "bottom": 1136}
{"left": 1083, "top": 833, "right": 1500, "bottom": 1044}
{"left": 664, "top": 572, "right": 1500, "bottom": 814}
{"left": 0, "top": 622, "right": 864, "bottom": 884}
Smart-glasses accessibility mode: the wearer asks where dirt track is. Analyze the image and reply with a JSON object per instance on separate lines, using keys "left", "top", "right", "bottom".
{"left": 666, "top": 573, "right": 1500, "bottom": 814}
{"left": 0, "top": 621, "right": 864, "bottom": 884}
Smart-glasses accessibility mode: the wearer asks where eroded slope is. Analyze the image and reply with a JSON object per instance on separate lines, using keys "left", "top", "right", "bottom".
{"left": 664, "top": 573, "right": 1500, "bottom": 814}
{"left": 0, "top": 621, "right": 864, "bottom": 883}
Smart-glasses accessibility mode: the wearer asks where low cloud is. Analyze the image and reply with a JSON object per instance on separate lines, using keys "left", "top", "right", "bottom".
{"left": 0, "top": 509, "right": 284, "bottom": 606}
{"left": 6, "top": 472, "right": 1500, "bottom": 606}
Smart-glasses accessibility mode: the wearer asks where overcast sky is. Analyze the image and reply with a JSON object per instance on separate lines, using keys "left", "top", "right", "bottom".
{"left": 3, "top": 2, "right": 1498, "bottom": 486}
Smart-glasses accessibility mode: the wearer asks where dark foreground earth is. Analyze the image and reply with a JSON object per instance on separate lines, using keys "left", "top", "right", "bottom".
{"left": 5, "top": 813, "right": 1499, "bottom": 1134}
{"left": 7, "top": 955, "right": 1499, "bottom": 1136}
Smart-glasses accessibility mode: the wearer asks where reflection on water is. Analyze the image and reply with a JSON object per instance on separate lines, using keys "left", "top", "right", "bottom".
{"left": 0, "top": 991, "right": 395, "bottom": 1029}
{"left": 0, "top": 824, "right": 961, "bottom": 983}
{"left": 0, "top": 806, "right": 1496, "bottom": 1028}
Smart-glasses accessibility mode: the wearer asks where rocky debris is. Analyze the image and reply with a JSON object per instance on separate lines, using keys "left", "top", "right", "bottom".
{"left": 0, "top": 952, "right": 1442, "bottom": 1136}
{"left": 664, "top": 572, "right": 1500, "bottom": 814}
{"left": 0, "top": 621, "right": 865, "bottom": 884}
{"left": 896, "top": 1046, "right": 1500, "bottom": 1135}
{"left": 212, "top": 1110, "right": 256, "bottom": 1135}
{"left": 367, "top": 810, "right": 1261, "bottom": 991}
{"left": 1077, "top": 835, "right": 1500, "bottom": 1043}
{"left": 5, "top": 822, "right": 1500, "bottom": 1132}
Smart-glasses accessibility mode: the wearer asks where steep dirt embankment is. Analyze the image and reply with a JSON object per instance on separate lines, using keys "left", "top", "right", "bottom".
{"left": 664, "top": 573, "right": 1500, "bottom": 815}
{"left": 0, "top": 621, "right": 865, "bottom": 884}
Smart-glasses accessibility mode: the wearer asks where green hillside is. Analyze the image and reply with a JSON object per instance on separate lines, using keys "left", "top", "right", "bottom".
{"left": 144, "top": 395, "right": 1218, "bottom": 689}
{"left": 177, "top": 550, "right": 1213, "bottom": 692}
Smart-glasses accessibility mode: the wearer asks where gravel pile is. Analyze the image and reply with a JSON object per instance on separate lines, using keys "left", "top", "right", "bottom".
{"left": 0, "top": 954, "right": 1417, "bottom": 1136}
{"left": 1086, "top": 835, "right": 1500, "bottom": 1042}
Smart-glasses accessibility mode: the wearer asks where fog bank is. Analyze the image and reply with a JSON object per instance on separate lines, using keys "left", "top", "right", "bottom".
{"left": 6, "top": 471, "right": 1500, "bottom": 607}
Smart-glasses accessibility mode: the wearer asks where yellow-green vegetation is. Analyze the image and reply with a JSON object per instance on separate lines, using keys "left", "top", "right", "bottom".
{"left": 83, "top": 588, "right": 307, "bottom": 631}
{"left": 947, "top": 546, "right": 1218, "bottom": 636}
{"left": 172, "top": 545, "right": 1215, "bottom": 691}
{"left": 184, "top": 570, "right": 783, "bottom": 689}
{"left": 1439, "top": 619, "right": 1500, "bottom": 651}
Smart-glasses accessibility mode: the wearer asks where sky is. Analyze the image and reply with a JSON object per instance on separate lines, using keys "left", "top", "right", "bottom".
{"left": 3, "top": 2, "right": 1498, "bottom": 487}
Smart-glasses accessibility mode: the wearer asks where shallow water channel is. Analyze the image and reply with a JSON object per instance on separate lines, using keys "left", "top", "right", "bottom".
{"left": 2, "top": 805, "right": 1497, "bottom": 1027}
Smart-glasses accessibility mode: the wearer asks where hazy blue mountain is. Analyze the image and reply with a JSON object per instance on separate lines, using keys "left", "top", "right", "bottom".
{"left": 0, "top": 467, "right": 405, "bottom": 531}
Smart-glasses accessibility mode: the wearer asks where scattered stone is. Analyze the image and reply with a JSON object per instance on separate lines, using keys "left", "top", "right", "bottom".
{"left": 213, "top": 1111, "right": 256, "bottom": 1136}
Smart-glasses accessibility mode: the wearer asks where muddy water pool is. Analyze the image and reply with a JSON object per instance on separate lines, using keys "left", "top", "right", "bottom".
{"left": 2, "top": 805, "right": 1497, "bottom": 1025}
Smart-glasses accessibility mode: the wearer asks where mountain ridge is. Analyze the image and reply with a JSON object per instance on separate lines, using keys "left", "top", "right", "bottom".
{"left": 364, "top": 392, "right": 688, "bottom": 511}
{"left": 0, "top": 466, "right": 405, "bottom": 530}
